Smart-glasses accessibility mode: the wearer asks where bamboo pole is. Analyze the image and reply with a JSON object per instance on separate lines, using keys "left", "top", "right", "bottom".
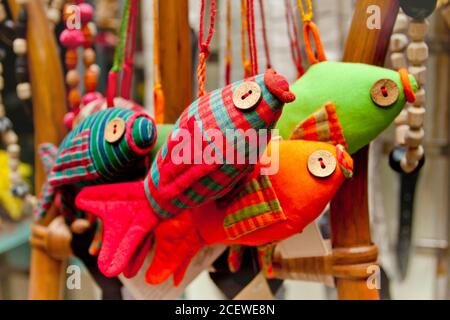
{"left": 8, "top": 0, "right": 68, "bottom": 299}
{"left": 158, "top": 0, "right": 193, "bottom": 123}
{"left": 330, "top": 0, "right": 400, "bottom": 300}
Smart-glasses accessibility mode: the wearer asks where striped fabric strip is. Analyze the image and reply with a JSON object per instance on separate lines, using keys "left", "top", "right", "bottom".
{"left": 257, "top": 243, "right": 276, "bottom": 279}
{"left": 35, "top": 182, "right": 56, "bottom": 219}
{"left": 145, "top": 73, "right": 284, "bottom": 219}
{"left": 223, "top": 175, "right": 286, "bottom": 240}
{"left": 38, "top": 143, "right": 58, "bottom": 175}
{"left": 48, "top": 130, "right": 99, "bottom": 186}
{"left": 290, "top": 102, "right": 347, "bottom": 148}
{"left": 228, "top": 245, "right": 246, "bottom": 273}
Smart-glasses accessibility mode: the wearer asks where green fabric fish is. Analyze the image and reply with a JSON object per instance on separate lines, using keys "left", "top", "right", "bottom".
{"left": 277, "top": 61, "right": 418, "bottom": 154}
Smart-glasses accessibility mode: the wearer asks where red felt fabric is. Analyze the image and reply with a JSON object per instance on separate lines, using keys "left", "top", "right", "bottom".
{"left": 75, "top": 181, "right": 160, "bottom": 277}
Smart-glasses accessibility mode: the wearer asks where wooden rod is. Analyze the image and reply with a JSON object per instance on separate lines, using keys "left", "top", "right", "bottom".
{"left": 330, "top": 0, "right": 400, "bottom": 300}
{"left": 8, "top": 0, "right": 68, "bottom": 299}
{"left": 158, "top": 0, "right": 193, "bottom": 123}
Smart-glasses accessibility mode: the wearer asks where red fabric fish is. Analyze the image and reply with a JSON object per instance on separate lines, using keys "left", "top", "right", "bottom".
{"left": 76, "top": 69, "right": 295, "bottom": 277}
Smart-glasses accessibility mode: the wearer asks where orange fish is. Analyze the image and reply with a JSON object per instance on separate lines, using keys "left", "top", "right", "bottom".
{"left": 143, "top": 139, "right": 353, "bottom": 285}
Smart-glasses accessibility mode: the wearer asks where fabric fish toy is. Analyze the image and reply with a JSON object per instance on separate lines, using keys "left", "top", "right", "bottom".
{"left": 35, "top": 107, "right": 157, "bottom": 223}
{"left": 76, "top": 69, "right": 296, "bottom": 277}
{"left": 140, "top": 139, "right": 353, "bottom": 285}
{"left": 276, "top": 61, "right": 417, "bottom": 154}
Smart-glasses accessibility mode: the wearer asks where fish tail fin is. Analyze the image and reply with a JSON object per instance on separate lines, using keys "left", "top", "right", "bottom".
{"left": 34, "top": 182, "right": 56, "bottom": 220}
{"left": 38, "top": 143, "right": 58, "bottom": 175}
{"left": 145, "top": 211, "right": 204, "bottom": 286}
{"left": 75, "top": 181, "right": 160, "bottom": 278}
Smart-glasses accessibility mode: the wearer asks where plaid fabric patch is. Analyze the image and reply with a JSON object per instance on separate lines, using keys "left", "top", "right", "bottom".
{"left": 48, "top": 130, "right": 99, "bottom": 187}
{"left": 223, "top": 175, "right": 286, "bottom": 240}
{"left": 290, "top": 102, "right": 347, "bottom": 148}
{"left": 35, "top": 182, "right": 56, "bottom": 219}
{"left": 257, "top": 243, "right": 276, "bottom": 279}
{"left": 38, "top": 143, "right": 58, "bottom": 175}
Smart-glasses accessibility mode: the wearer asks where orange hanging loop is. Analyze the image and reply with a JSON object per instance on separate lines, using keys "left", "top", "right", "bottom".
{"left": 197, "top": 0, "right": 216, "bottom": 97}
{"left": 241, "top": 0, "right": 252, "bottom": 78}
{"left": 303, "top": 21, "right": 327, "bottom": 64}
{"left": 153, "top": 0, "right": 165, "bottom": 124}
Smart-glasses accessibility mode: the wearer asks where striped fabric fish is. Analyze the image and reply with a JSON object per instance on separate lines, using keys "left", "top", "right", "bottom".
{"left": 143, "top": 140, "right": 353, "bottom": 286}
{"left": 76, "top": 69, "right": 296, "bottom": 277}
{"left": 35, "top": 107, "right": 157, "bottom": 222}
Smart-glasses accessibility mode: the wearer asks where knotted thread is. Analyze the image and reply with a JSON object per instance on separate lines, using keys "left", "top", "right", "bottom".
{"left": 284, "top": 0, "right": 304, "bottom": 77}
{"left": 241, "top": 0, "right": 252, "bottom": 78}
{"left": 258, "top": 0, "right": 271, "bottom": 69}
{"left": 197, "top": 0, "right": 216, "bottom": 97}
{"left": 246, "top": 0, "right": 258, "bottom": 76}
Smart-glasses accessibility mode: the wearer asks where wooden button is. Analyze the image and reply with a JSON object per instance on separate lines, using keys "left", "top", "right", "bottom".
{"left": 232, "top": 81, "right": 262, "bottom": 110}
{"left": 105, "top": 118, "right": 126, "bottom": 143}
{"left": 307, "top": 150, "right": 337, "bottom": 178}
{"left": 370, "top": 79, "right": 399, "bottom": 107}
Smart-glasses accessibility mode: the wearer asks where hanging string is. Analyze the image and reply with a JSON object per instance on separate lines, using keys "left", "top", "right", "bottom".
{"left": 153, "top": 0, "right": 165, "bottom": 124}
{"left": 197, "top": 0, "right": 216, "bottom": 97}
{"left": 225, "top": 0, "right": 232, "bottom": 85}
{"left": 240, "top": 0, "right": 252, "bottom": 77}
{"left": 258, "top": 0, "right": 271, "bottom": 69}
{"left": 120, "top": 0, "right": 138, "bottom": 100}
{"left": 107, "top": 0, "right": 130, "bottom": 107}
{"left": 297, "top": 0, "right": 327, "bottom": 65}
{"left": 284, "top": 0, "right": 304, "bottom": 77}
{"left": 246, "top": 0, "right": 258, "bottom": 76}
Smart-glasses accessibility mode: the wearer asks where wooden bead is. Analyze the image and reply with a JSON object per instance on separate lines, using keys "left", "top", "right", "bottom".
{"left": 393, "top": 13, "right": 409, "bottom": 33}
{"left": 413, "top": 88, "right": 426, "bottom": 106}
{"left": 0, "top": 104, "right": 5, "bottom": 117}
{"left": 7, "top": 144, "right": 21, "bottom": 158}
{"left": 408, "top": 65, "right": 427, "bottom": 86}
{"left": 390, "top": 33, "right": 409, "bottom": 52}
{"left": 0, "top": 5, "right": 6, "bottom": 22}
{"left": 406, "top": 145, "right": 424, "bottom": 163}
{"left": 408, "top": 19, "right": 429, "bottom": 41}
{"left": 0, "top": 63, "right": 3, "bottom": 74}
{"left": 8, "top": 158, "right": 20, "bottom": 171}
{"left": 405, "top": 128, "right": 425, "bottom": 147}
{"left": 407, "top": 106, "right": 425, "bottom": 129}
{"left": 407, "top": 41, "right": 429, "bottom": 65}
{"left": 396, "top": 124, "right": 409, "bottom": 145}
{"left": 394, "top": 109, "right": 408, "bottom": 125}
{"left": 89, "top": 64, "right": 101, "bottom": 75}
{"left": 88, "top": 22, "right": 97, "bottom": 37}
{"left": 83, "top": 48, "right": 96, "bottom": 66}
{"left": 400, "top": 157, "right": 418, "bottom": 173}
{"left": 66, "top": 69, "right": 80, "bottom": 87}
{"left": 65, "top": 49, "right": 78, "bottom": 70}
{"left": 9, "top": 171, "right": 21, "bottom": 184}
{"left": 47, "top": 8, "right": 61, "bottom": 25}
{"left": 0, "top": 76, "right": 4, "bottom": 91}
{"left": 17, "top": 82, "right": 32, "bottom": 100}
{"left": 400, "top": 0, "right": 437, "bottom": 19}
{"left": 13, "top": 39, "right": 27, "bottom": 55}
{"left": 3, "top": 130, "right": 18, "bottom": 145}
{"left": 71, "top": 219, "right": 91, "bottom": 235}
{"left": 391, "top": 52, "right": 407, "bottom": 70}
{"left": 84, "top": 68, "right": 98, "bottom": 92}
{"left": 68, "top": 89, "right": 81, "bottom": 109}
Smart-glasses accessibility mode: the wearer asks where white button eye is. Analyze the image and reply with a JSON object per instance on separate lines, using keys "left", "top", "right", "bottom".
{"left": 232, "top": 82, "right": 262, "bottom": 110}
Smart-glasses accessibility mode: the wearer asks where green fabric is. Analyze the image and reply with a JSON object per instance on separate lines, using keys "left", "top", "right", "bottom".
{"left": 149, "top": 124, "right": 173, "bottom": 161}
{"left": 276, "top": 61, "right": 418, "bottom": 154}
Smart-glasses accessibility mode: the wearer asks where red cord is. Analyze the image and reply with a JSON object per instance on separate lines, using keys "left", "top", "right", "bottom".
{"left": 246, "top": 0, "right": 258, "bottom": 76}
{"left": 258, "top": 0, "right": 271, "bottom": 69}
{"left": 120, "top": 0, "right": 138, "bottom": 100}
{"left": 284, "top": 0, "right": 304, "bottom": 77}
{"left": 197, "top": 0, "right": 216, "bottom": 97}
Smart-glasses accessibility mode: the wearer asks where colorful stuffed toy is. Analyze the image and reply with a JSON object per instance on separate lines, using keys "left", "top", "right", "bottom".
{"left": 76, "top": 69, "right": 296, "bottom": 277}
{"left": 276, "top": 61, "right": 417, "bottom": 154}
{"left": 144, "top": 139, "right": 353, "bottom": 285}
{"left": 35, "top": 107, "right": 157, "bottom": 223}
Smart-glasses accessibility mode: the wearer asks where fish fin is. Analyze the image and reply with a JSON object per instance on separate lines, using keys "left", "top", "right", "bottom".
{"left": 222, "top": 175, "right": 287, "bottom": 240}
{"left": 48, "top": 129, "right": 99, "bottom": 187}
{"left": 75, "top": 181, "right": 159, "bottom": 277}
{"left": 34, "top": 182, "right": 56, "bottom": 220}
{"left": 123, "top": 232, "right": 154, "bottom": 278}
{"left": 38, "top": 143, "right": 58, "bottom": 175}
{"left": 290, "top": 102, "right": 347, "bottom": 148}
{"left": 145, "top": 210, "right": 204, "bottom": 286}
